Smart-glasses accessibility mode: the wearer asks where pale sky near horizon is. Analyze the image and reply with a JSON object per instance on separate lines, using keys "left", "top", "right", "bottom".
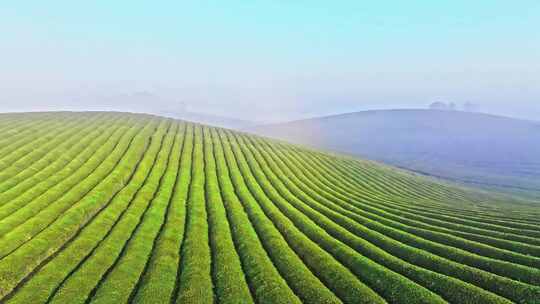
{"left": 1, "top": 1, "right": 539, "bottom": 122}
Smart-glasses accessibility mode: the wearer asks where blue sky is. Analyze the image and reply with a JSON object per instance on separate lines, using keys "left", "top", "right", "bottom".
{"left": 1, "top": 1, "right": 539, "bottom": 121}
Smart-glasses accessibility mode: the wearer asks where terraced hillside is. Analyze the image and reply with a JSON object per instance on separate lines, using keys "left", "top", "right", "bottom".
{"left": 0, "top": 112, "right": 539, "bottom": 304}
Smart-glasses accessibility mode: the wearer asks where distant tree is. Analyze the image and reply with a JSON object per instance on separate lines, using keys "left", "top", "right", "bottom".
{"left": 429, "top": 102, "right": 449, "bottom": 110}
{"left": 429, "top": 101, "right": 458, "bottom": 111}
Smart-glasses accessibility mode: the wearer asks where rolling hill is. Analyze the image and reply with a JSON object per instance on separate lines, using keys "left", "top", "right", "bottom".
{"left": 0, "top": 111, "right": 539, "bottom": 304}
{"left": 247, "top": 109, "right": 540, "bottom": 198}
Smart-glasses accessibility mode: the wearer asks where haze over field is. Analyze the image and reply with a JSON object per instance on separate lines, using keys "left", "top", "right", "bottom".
{"left": 1, "top": 1, "right": 539, "bottom": 122}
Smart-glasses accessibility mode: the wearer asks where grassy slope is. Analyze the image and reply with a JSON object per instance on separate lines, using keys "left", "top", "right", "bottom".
{"left": 0, "top": 112, "right": 539, "bottom": 304}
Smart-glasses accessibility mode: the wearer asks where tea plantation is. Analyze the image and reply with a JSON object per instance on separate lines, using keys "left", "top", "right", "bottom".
{"left": 0, "top": 112, "right": 539, "bottom": 304}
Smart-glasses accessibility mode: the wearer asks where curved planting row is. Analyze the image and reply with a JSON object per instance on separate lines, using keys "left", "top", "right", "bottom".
{"left": 235, "top": 133, "right": 539, "bottom": 303}
{"left": 0, "top": 113, "right": 117, "bottom": 190}
{"left": 278, "top": 142, "right": 540, "bottom": 248}
{"left": 0, "top": 112, "right": 539, "bottom": 304}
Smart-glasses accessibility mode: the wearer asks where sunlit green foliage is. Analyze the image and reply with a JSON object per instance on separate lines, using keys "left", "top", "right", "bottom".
{"left": 0, "top": 112, "right": 539, "bottom": 304}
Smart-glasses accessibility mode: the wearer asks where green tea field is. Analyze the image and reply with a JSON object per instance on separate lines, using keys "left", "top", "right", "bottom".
{"left": 0, "top": 112, "right": 539, "bottom": 304}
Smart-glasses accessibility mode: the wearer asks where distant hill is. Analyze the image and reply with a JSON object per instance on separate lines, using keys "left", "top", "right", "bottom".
{"left": 104, "top": 92, "right": 259, "bottom": 130}
{"left": 158, "top": 110, "right": 257, "bottom": 130}
{"left": 247, "top": 109, "right": 540, "bottom": 198}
